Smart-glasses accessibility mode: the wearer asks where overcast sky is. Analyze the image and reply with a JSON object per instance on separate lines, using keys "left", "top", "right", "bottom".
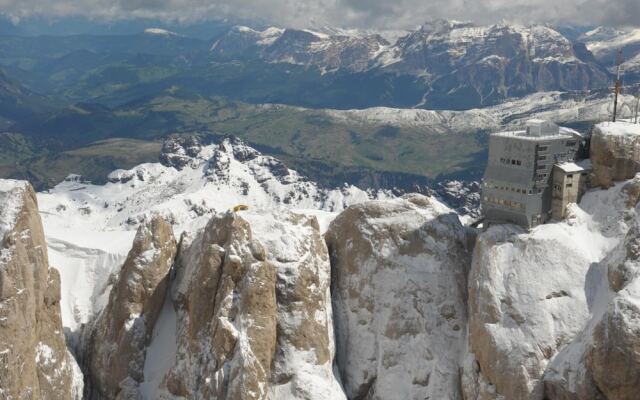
{"left": 1, "top": 0, "right": 639, "bottom": 29}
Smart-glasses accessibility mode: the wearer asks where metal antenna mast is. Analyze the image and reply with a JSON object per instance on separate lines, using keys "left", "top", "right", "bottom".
{"left": 613, "top": 49, "right": 624, "bottom": 122}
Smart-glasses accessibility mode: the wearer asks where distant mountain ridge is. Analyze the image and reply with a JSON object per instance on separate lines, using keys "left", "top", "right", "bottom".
{"left": 210, "top": 20, "right": 613, "bottom": 108}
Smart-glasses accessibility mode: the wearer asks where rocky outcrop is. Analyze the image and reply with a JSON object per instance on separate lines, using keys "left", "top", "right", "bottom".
{"left": 0, "top": 179, "right": 82, "bottom": 399}
{"left": 466, "top": 202, "right": 620, "bottom": 400}
{"left": 587, "top": 282, "right": 640, "bottom": 400}
{"left": 590, "top": 122, "right": 640, "bottom": 188}
{"left": 158, "top": 209, "right": 345, "bottom": 399}
{"left": 325, "top": 194, "right": 470, "bottom": 399}
{"left": 248, "top": 210, "right": 345, "bottom": 399}
{"left": 163, "top": 212, "right": 277, "bottom": 399}
{"left": 159, "top": 135, "right": 203, "bottom": 170}
{"left": 85, "top": 216, "right": 177, "bottom": 399}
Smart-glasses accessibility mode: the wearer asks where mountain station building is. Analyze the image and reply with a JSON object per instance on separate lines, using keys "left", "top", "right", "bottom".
{"left": 481, "top": 119, "right": 592, "bottom": 229}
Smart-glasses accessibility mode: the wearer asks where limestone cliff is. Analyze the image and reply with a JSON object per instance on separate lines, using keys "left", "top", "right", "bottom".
{"left": 0, "top": 179, "right": 82, "bottom": 399}
{"left": 132, "top": 209, "right": 344, "bottom": 399}
{"left": 325, "top": 194, "right": 470, "bottom": 400}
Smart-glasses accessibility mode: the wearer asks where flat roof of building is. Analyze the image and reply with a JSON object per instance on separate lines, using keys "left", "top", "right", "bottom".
{"left": 555, "top": 159, "right": 592, "bottom": 173}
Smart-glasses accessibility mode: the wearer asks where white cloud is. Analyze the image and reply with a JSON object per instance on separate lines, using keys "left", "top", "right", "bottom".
{"left": 0, "top": 0, "right": 638, "bottom": 29}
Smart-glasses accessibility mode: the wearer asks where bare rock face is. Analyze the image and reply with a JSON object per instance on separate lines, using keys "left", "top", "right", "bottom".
{"left": 325, "top": 194, "right": 470, "bottom": 400}
{"left": 86, "top": 216, "right": 177, "bottom": 399}
{"left": 0, "top": 180, "right": 82, "bottom": 399}
{"left": 125, "top": 209, "right": 345, "bottom": 399}
{"left": 164, "top": 212, "right": 278, "bottom": 399}
{"left": 159, "top": 135, "right": 203, "bottom": 170}
{"left": 590, "top": 122, "right": 640, "bottom": 188}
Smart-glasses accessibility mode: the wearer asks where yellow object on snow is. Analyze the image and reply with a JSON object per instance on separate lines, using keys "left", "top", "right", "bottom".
{"left": 232, "top": 204, "right": 249, "bottom": 212}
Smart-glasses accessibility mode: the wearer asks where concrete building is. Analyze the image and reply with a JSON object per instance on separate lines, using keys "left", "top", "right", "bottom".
{"left": 482, "top": 119, "right": 588, "bottom": 229}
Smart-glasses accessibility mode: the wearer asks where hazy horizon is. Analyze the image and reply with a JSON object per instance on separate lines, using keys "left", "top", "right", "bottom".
{"left": 1, "top": 0, "right": 639, "bottom": 33}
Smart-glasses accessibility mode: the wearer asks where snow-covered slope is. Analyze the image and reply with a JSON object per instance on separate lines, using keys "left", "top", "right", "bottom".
{"left": 211, "top": 25, "right": 390, "bottom": 72}
{"left": 324, "top": 91, "right": 639, "bottom": 131}
{"left": 580, "top": 26, "right": 640, "bottom": 76}
{"left": 37, "top": 136, "right": 391, "bottom": 332}
{"left": 582, "top": 27, "right": 640, "bottom": 58}
{"left": 144, "top": 28, "right": 183, "bottom": 37}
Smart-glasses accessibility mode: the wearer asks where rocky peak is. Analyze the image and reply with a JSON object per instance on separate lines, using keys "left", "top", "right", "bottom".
{"left": 159, "top": 135, "right": 204, "bottom": 170}
{"left": 84, "top": 216, "right": 177, "bottom": 399}
{"left": 163, "top": 211, "right": 277, "bottom": 398}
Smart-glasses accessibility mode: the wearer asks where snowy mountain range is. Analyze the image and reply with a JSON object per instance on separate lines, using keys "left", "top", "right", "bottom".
{"left": 210, "top": 20, "right": 614, "bottom": 108}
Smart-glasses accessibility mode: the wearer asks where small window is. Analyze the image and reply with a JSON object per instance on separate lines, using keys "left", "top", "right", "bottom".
{"left": 538, "top": 155, "right": 547, "bottom": 161}
{"left": 538, "top": 145, "right": 548, "bottom": 152}
{"left": 566, "top": 183, "right": 573, "bottom": 188}
{"left": 516, "top": 160, "right": 522, "bottom": 166}
{"left": 537, "top": 165, "right": 546, "bottom": 170}
{"left": 567, "top": 174, "right": 573, "bottom": 178}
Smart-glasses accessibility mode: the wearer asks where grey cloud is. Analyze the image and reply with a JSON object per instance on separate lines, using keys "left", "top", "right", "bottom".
{"left": 0, "top": 0, "right": 638, "bottom": 28}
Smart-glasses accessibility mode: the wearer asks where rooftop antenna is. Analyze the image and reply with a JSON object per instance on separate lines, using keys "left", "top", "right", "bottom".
{"left": 613, "top": 49, "right": 624, "bottom": 122}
